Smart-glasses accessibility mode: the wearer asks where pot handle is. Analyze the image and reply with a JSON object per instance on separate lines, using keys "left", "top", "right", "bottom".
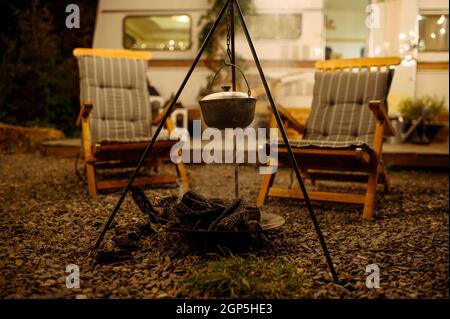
{"left": 209, "top": 61, "right": 252, "bottom": 97}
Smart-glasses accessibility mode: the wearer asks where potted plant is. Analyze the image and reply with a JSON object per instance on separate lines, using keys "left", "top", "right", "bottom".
{"left": 398, "top": 95, "right": 446, "bottom": 144}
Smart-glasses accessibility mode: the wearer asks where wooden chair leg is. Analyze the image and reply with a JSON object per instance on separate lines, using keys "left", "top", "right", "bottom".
{"left": 381, "top": 164, "right": 392, "bottom": 192}
{"left": 302, "top": 170, "right": 316, "bottom": 187}
{"left": 85, "top": 163, "right": 97, "bottom": 197}
{"left": 153, "top": 158, "right": 162, "bottom": 173}
{"left": 175, "top": 162, "right": 189, "bottom": 190}
{"left": 362, "top": 171, "right": 378, "bottom": 219}
{"left": 257, "top": 172, "right": 276, "bottom": 207}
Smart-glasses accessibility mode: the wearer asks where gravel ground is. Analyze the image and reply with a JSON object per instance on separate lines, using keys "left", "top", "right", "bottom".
{"left": 0, "top": 152, "right": 448, "bottom": 299}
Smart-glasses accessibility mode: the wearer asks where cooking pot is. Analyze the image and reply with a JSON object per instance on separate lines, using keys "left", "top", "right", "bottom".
{"left": 199, "top": 63, "right": 256, "bottom": 129}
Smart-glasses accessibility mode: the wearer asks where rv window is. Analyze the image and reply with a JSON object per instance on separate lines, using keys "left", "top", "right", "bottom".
{"left": 418, "top": 14, "right": 449, "bottom": 52}
{"left": 247, "top": 14, "right": 302, "bottom": 39}
{"left": 123, "top": 15, "right": 192, "bottom": 51}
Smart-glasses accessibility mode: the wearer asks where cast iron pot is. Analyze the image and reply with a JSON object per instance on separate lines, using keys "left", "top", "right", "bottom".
{"left": 199, "top": 63, "right": 256, "bottom": 129}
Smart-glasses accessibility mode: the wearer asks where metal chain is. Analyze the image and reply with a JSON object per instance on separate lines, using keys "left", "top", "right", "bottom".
{"left": 226, "top": 5, "right": 232, "bottom": 63}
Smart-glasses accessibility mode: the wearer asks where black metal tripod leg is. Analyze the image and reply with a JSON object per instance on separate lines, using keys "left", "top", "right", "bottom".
{"left": 230, "top": 3, "right": 236, "bottom": 90}
{"left": 234, "top": 0, "right": 338, "bottom": 283}
{"left": 93, "top": 0, "right": 232, "bottom": 250}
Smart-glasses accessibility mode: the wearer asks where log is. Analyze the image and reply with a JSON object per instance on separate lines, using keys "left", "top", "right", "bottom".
{"left": 208, "top": 199, "right": 242, "bottom": 231}
{"left": 131, "top": 187, "right": 168, "bottom": 224}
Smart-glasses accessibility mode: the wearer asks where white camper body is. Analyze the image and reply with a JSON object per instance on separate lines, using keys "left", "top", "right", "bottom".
{"left": 94, "top": 0, "right": 323, "bottom": 110}
{"left": 93, "top": 0, "right": 449, "bottom": 113}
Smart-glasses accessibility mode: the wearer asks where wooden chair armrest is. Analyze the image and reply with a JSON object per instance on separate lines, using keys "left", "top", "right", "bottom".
{"left": 76, "top": 102, "right": 93, "bottom": 127}
{"left": 152, "top": 99, "right": 170, "bottom": 125}
{"left": 77, "top": 103, "right": 94, "bottom": 161}
{"left": 275, "top": 104, "right": 305, "bottom": 135}
{"left": 152, "top": 98, "right": 183, "bottom": 125}
{"left": 369, "top": 100, "right": 395, "bottom": 136}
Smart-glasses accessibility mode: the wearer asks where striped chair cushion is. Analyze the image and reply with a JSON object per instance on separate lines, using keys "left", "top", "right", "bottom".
{"left": 280, "top": 70, "right": 391, "bottom": 151}
{"left": 77, "top": 55, "right": 157, "bottom": 144}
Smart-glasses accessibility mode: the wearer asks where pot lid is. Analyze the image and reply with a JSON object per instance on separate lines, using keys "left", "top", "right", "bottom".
{"left": 200, "top": 91, "right": 253, "bottom": 102}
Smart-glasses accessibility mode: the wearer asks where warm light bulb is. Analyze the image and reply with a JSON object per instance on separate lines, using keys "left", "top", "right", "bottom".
{"left": 440, "top": 27, "right": 446, "bottom": 35}
{"left": 430, "top": 32, "right": 436, "bottom": 39}
{"left": 437, "top": 15, "right": 446, "bottom": 25}
{"left": 174, "top": 15, "right": 190, "bottom": 23}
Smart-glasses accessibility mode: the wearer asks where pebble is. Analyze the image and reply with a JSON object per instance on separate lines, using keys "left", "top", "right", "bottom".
{"left": 118, "top": 286, "right": 128, "bottom": 296}
{"left": 42, "top": 279, "right": 57, "bottom": 287}
{"left": 95, "top": 286, "right": 107, "bottom": 294}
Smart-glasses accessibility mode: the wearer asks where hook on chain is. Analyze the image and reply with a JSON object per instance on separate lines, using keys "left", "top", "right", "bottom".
{"left": 226, "top": 3, "right": 232, "bottom": 63}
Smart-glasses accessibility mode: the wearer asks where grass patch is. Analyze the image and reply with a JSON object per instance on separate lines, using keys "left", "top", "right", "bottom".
{"left": 185, "top": 254, "right": 305, "bottom": 298}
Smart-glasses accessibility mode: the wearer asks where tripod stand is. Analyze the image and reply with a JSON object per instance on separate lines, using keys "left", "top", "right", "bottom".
{"left": 93, "top": 0, "right": 338, "bottom": 283}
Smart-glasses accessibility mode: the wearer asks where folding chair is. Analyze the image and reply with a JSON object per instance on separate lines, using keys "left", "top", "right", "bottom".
{"left": 257, "top": 57, "right": 401, "bottom": 219}
{"left": 74, "top": 48, "right": 188, "bottom": 196}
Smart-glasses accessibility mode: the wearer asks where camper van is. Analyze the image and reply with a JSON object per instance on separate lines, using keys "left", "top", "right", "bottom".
{"left": 93, "top": 0, "right": 449, "bottom": 121}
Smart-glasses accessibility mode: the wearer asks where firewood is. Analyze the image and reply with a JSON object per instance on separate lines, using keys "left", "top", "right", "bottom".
{"left": 208, "top": 199, "right": 241, "bottom": 231}
{"left": 180, "top": 191, "right": 224, "bottom": 211}
{"left": 132, "top": 190, "right": 262, "bottom": 232}
{"left": 175, "top": 202, "right": 223, "bottom": 228}
{"left": 215, "top": 205, "right": 248, "bottom": 231}
{"left": 131, "top": 187, "right": 168, "bottom": 224}
{"left": 213, "top": 204, "right": 262, "bottom": 232}
{"left": 245, "top": 207, "right": 262, "bottom": 231}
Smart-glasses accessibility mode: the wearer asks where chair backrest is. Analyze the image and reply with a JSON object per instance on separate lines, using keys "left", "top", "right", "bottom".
{"left": 73, "top": 48, "right": 152, "bottom": 144}
{"left": 303, "top": 57, "right": 400, "bottom": 147}
{"left": 315, "top": 57, "right": 401, "bottom": 72}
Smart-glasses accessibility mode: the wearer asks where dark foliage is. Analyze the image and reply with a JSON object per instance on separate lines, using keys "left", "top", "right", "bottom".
{"left": 0, "top": 0, "right": 97, "bottom": 135}
{"left": 198, "top": 0, "right": 253, "bottom": 60}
